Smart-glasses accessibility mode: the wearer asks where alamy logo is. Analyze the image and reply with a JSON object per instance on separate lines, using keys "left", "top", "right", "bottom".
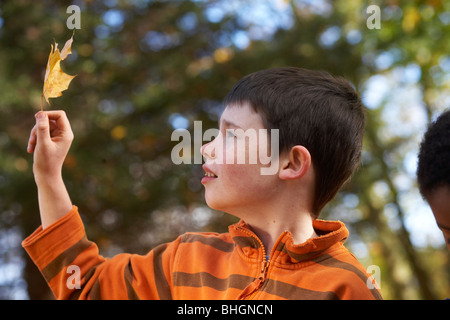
{"left": 66, "top": 5, "right": 81, "bottom": 30}
{"left": 66, "top": 265, "right": 81, "bottom": 290}
{"left": 366, "top": 265, "right": 381, "bottom": 290}
{"left": 366, "top": 5, "right": 381, "bottom": 30}
{"left": 171, "top": 121, "right": 280, "bottom": 175}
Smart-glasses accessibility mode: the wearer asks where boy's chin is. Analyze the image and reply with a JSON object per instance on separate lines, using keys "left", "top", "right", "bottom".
{"left": 204, "top": 194, "right": 230, "bottom": 213}
{"left": 204, "top": 196, "right": 221, "bottom": 211}
{"left": 204, "top": 198, "right": 243, "bottom": 220}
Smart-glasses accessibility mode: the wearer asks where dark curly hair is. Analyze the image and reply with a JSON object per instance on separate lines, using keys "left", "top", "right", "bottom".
{"left": 417, "top": 109, "right": 450, "bottom": 199}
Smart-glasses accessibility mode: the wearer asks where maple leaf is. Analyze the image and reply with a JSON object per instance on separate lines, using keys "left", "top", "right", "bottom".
{"left": 41, "top": 32, "right": 77, "bottom": 111}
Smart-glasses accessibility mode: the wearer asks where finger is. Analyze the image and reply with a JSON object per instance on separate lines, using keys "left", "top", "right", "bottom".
{"left": 38, "top": 110, "right": 73, "bottom": 141}
{"left": 49, "top": 119, "right": 59, "bottom": 137}
{"left": 27, "top": 125, "right": 37, "bottom": 153}
{"left": 35, "top": 111, "right": 51, "bottom": 145}
{"left": 27, "top": 120, "right": 57, "bottom": 153}
{"left": 38, "top": 110, "right": 72, "bottom": 132}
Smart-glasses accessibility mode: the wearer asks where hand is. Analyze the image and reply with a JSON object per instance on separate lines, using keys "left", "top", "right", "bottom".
{"left": 27, "top": 111, "right": 74, "bottom": 184}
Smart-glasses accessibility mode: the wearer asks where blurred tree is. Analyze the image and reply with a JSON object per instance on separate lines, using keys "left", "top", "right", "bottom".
{"left": 0, "top": 0, "right": 448, "bottom": 299}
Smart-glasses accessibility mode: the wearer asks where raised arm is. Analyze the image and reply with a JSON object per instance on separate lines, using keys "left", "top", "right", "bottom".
{"left": 27, "top": 110, "right": 74, "bottom": 228}
{"left": 25, "top": 111, "right": 179, "bottom": 299}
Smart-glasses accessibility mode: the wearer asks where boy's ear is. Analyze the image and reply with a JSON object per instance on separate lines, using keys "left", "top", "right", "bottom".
{"left": 278, "top": 145, "right": 311, "bottom": 180}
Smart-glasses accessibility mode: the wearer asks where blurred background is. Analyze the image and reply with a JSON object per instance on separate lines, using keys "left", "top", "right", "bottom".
{"left": 0, "top": 0, "right": 449, "bottom": 299}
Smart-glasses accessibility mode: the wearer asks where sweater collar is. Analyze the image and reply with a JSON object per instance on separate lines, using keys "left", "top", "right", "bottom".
{"left": 229, "top": 219, "right": 349, "bottom": 264}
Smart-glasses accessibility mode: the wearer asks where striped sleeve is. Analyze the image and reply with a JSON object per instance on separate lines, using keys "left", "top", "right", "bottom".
{"left": 22, "top": 206, "right": 179, "bottom": 300}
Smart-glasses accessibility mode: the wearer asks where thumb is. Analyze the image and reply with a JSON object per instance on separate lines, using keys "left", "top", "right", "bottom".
{"left": 35, "top": 112, "right": 51, "bottom": 144}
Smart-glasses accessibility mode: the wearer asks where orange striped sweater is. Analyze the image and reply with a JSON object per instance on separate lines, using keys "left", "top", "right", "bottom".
{"left": 22, "top": 206, "right": 382, "bottom": 300}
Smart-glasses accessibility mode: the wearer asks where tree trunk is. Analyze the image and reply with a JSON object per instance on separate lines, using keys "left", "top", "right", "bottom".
{"left": 365, "top": 121, "right": 437, "bottom": 299}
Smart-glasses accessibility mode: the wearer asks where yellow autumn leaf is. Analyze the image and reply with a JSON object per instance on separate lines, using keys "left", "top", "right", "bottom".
{"left": 41, "top": 32, "right": 77, "bottom": 111}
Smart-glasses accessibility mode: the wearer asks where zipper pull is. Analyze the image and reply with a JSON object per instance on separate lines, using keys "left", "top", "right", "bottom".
{"left": 238, "top": 260, "right": 271, "bottom": 300}
{"left": 259, "top": 260, "right": 270, "bottom": 281}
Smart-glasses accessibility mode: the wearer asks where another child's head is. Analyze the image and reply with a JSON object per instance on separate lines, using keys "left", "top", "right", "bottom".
{"left": 417, "top": 109, "right": 450, "bottom": 250}
{"left": 202, "top": 67, "right": 366, "bottom": 219}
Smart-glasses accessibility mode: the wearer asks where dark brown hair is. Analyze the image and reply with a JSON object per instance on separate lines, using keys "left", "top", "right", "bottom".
{"left": 224, "top": 67, "right": 366, "bottom": 218}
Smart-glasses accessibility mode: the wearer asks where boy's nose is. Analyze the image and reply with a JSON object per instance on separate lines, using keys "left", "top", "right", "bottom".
{"left": 201, "top": 141, "right": 216, "bottom": 160}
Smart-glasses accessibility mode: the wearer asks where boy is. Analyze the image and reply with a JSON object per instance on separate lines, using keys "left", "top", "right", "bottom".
{"left": 417, "top": 109, "right": 450, "bottom": 251}
{"left": 23, "top": 67, "right": 382, "bottom": 300}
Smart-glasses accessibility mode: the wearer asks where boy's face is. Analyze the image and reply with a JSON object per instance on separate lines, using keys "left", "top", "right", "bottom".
{"left": 428, "top": 185, "right": 450, "bottom": 250}
{"left": 200, "top": 103, "right": 280, "bottom": 217}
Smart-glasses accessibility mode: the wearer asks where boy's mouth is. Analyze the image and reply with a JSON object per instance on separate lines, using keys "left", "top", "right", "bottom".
{"left": 204, "top": 172, "right": 217, "bottom": 177}
{"left": 202, "top": 165, "right": 218, "bottom": 183}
